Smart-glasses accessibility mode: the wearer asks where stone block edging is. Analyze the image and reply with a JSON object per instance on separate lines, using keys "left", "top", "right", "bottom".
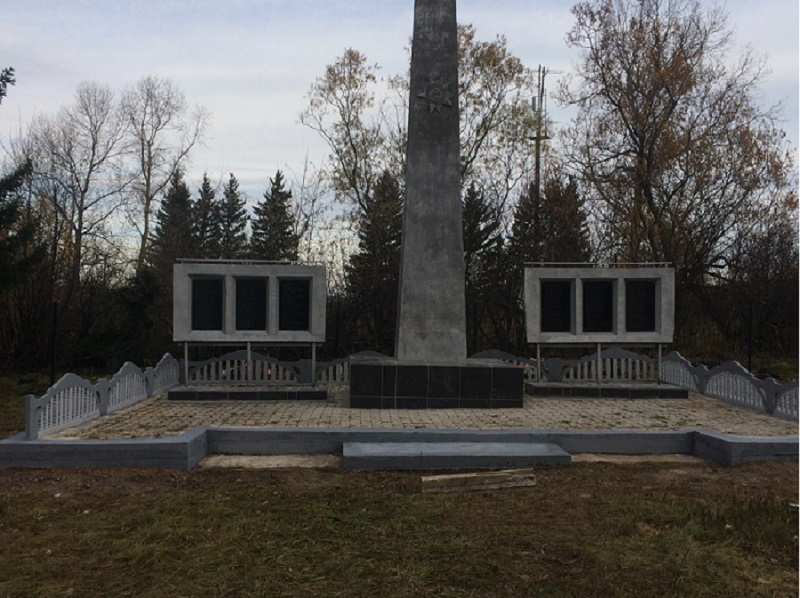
{"left": 1, "top": 427, "right": 796, "bottom": 471}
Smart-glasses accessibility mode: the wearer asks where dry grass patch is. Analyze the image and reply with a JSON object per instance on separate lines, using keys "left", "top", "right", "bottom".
{"left": 0, "top": 461, "right": 796, "bottom": 597}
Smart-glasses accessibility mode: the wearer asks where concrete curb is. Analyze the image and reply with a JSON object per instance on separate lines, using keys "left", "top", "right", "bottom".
{"left": 1, "top": 427, "right": 796, "bottom": 471}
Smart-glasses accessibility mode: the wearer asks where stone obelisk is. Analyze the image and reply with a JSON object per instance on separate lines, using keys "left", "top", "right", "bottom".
{"left": 395, "top": 0, "right": 466, "bottom": 362}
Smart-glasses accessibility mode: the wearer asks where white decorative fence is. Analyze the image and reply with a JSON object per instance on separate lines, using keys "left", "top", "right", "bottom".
{"left": 316, "top": 357, "right": 350, "bottom": 384}
{"left": 560, "top": 348, "right": 658, "bottom": 383}
{"left": 475, "top": 347, "right": 796, "bottom": 420}
{"left": 660, "top": 351, "right": 798, "bottom": 420}
{"left": 186, "top": 351, "right": 299, "bottom": 385}
{"left": 471, "top": 348, "right": 658, "bottom": 384}
{"left": 25, "top": 353, "right": 180, "bottom": 440}
{"left": 23, "top": 347, "right": 797, "bottom": 440}
{"left": 183, "top": 351, "right": 352, "bottom": 386}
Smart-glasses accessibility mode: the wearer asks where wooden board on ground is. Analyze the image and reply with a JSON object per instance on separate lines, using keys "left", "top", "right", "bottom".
{"left": 421, "top": 469, "right": 538, "bottom": 493}
{"left": 199, "top": 455, "right": 341, "bottom": 470}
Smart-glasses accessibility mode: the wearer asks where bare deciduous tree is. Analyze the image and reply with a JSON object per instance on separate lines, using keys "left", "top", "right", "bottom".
{"left": 120, "top": 76, "right": 209, "bottom": 272}
{"left": 27, "top": 81, "right": 129, "bottom": 290}
{"left": 557, "top": 0, "right": 796, "bottom": 287}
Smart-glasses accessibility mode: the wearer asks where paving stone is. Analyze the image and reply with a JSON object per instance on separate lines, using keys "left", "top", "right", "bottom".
{"left": 44, "top": 391, "right": 798, "bottom": 440}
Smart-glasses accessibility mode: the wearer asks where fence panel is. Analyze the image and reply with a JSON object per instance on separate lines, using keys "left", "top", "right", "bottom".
{"left": 151, "top": 353, "right": 180, "bottom": 394}
{"left": 316, "top": 358, "right": 350, "bottom": 384}
{"left": 774, "top": 384, "right": 799, "bottom": 420}
{"left": 185, "top": 351, "right": 298, "bottom": 385}
{"left": 26, "top": 374, "right": 101, "bottom": 440}
{"left": 107, "top": 363, "right": 148, "bottom": 413}
{"left": 701, "top": 361, "right": 769, "bottom": 414}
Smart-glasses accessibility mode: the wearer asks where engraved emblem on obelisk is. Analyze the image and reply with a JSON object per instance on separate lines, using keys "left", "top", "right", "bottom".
{"left": 417, "top": 70, "right": 454, "bottom": 113}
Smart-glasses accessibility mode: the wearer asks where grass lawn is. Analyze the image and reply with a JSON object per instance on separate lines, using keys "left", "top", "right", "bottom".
{"left": 0, "top": 372, "right": 53, "bottom": 439}
{"left": 0, "top": 462, "right": 797, "bottom": 597}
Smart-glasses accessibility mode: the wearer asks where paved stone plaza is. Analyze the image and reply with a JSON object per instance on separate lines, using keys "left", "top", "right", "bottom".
{"left": 47, "top": 390, "right": 798, "bottom": 440}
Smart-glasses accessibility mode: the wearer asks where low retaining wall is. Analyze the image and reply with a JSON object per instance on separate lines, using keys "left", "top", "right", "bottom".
{"left": 1, "top": 427, "right": 795, "bottom": 471}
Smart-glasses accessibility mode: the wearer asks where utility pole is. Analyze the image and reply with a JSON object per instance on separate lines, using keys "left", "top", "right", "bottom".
{"left": 529, "top": 65, "right": 562, "bottom": 260}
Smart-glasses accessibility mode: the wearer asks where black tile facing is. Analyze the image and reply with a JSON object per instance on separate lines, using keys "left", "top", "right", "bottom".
{"left": 428, "top": 366, "right": 461, "bottom": 398}
{"left": 396, "top": 397, "right": 428, "bottom": 409}
{"left": 258, "top": 390, "right": 288, "bottom": 401}
{"left": 569, "top": 387, "right": 601, "bottom": 398}
{"left": 492, "top": 367, "right": 523, "bottom": 400}
{"left": 599, "top": 387, "right": 629, "bottom": 398}
{"left": 350, "top": 363, "right": 383, "bottom": 396}
{"left": 427, "top": 397, "right": 461, "bottom": 409}
{"left": 168, "top": 390, "right": 197, "bottom": 401}
{"left": 382, "top": 365, "right": 397, "bottom": 398}
{"left": 396, "top": 365, "right": 429, "bottom": 398}
{"left": 460, "top": 367, "right": 492, "bottom": 400}
{"left": 461, "top": 398, "right": 492, "bottom": 409}
{"left": 294, "top": 390, "right": 328, "bottom": 401}
{"left": 199, "top": 391, "right": 230, "bottom": 401}
{"left": 350, "top": 395, "right": 382, "bottom": 409}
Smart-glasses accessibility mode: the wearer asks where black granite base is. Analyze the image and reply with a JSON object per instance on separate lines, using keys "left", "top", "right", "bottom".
{"left": 525, "top": 382, "right": 688, "bottom": 399}
{"left": 168, "top": 387, "right": 327, "bottom": 401}
{"left": 350, "top": 359, "right": 524, "bottom": 409}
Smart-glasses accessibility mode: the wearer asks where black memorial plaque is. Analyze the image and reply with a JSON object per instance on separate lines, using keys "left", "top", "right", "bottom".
{"left": 236, "top": 278, "right": 267, "bottom": 331}
{"left": 625, "top": 280, "right": 657, "bottom": 332}
{"left": 191, "top": 278, "right": 223, "bottom": 331}
{"left": 541, "top": 280, "right": 572, "bottom": 333}
{"left": 582, "top": 280, "right": 614, "bottom": 333}
{"left": 278, "top": 279, "right": 311, "bottom": 331}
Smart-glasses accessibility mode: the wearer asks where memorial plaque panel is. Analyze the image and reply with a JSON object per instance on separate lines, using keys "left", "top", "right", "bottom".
{"left": 541, "top": 280, "right": 572, "bottom": 333}
{"left": 236, "top": 278, "right": 267, "bottom": 331}
{"left": 582, "top": 280, "right": 614, "bottom": 333}
{"left": 524, "top": 266, "right": 674, "bottom": 344}
{"left": 191, "top": 278, "right": 223, "bottom": 331}
{"left": 279, "top": 279, "right": 311, "bottom": 331}
{"left": 626, "top": 279, "right": 657, "bottom": 332}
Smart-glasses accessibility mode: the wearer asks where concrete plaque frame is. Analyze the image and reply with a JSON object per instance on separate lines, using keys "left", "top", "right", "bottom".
{"left": 173, "top": 261, "right": 326, "bottom": 344}
{"left": 524, "top": 266, "right": 675, "bottom": 345}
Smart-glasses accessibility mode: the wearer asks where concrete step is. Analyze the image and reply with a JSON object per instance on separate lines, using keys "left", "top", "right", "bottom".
{"left": 342, "top": 441, "right": 571, "bottom": 470}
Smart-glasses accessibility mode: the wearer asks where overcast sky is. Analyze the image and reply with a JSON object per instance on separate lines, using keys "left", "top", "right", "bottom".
{"left": 2, "top": 0, "right": 798, "bottom": 202}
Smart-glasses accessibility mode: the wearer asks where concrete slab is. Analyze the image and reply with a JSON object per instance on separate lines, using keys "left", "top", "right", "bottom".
{"left": 342, "top": 441, "right": 571, "bottom": 470}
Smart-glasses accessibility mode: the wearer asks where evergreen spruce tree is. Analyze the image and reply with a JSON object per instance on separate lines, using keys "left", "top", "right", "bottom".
{"left": 250, "top": 170, "right": 297, "bottom": 261}
{"left": 148, "top": 169, "right": 194, "bottom": 271}
{"left": 509, "top": 176, "right": 591, "bottom": 264}
{"left": 461, "top": 183, "right": 505, "bottom": 353}
{"left": 218, "top": 172, "right": 249, "bottom": 259}
{"left": 539, "top": 176, "right": 591, "bottom": 263}
{"left": 0, "top": 159, "right": 43, "bottom": 292}
{"left": 345, "top": 170, "right": 403, "bottom": 353}
{"left": 192, "top": 173, "right": 221, "bottom": 258}
{"left": 504, "top": 175, "right": 592, "bottom": 349}
{"left": 124, "top": 169, "right": 195, "bottom": 362}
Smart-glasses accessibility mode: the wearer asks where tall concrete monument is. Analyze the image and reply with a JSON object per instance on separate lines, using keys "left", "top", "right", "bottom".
{"left": 395, "top": 0, "right": 467, "bottom": 362}
{"left": 348, "top": 0, "right": 522, "bottom": 409}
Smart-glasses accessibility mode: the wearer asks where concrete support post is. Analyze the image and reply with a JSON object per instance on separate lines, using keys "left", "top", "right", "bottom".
{"left": 183, "top": 342, "right": 189, "bottom": 385}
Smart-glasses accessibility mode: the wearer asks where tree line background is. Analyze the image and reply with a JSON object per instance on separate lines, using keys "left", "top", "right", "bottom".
{"left": 1, "top": 0, "right": 797, "bottom": 378}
